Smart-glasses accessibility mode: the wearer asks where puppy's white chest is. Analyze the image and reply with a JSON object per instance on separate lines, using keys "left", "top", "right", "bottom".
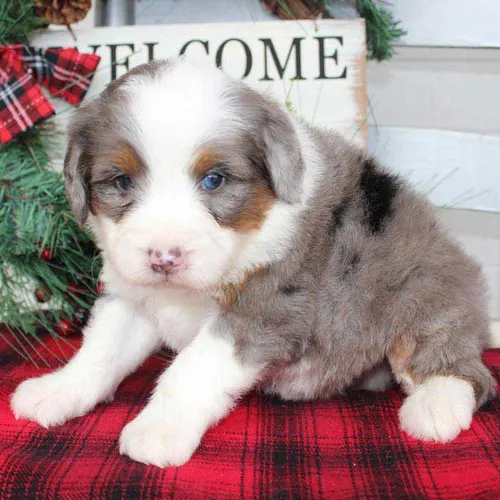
{"left": 154, "top": 293, "right": 213, "bottom": 351}
{"left": 103, "top": 264, "right": 215, "bottom": 351}
{"left": 138, "top": 288, "right": 214, "bottom": 352}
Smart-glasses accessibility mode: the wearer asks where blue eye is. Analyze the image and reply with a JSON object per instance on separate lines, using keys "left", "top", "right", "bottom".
{"left": 202, "top": 172, "right": 225, "bottom": 191}
{"left": 116, "top": 174, "right": 134, "bottom": 191}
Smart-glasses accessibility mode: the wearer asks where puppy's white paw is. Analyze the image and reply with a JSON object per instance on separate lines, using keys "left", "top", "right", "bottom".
{"left": 399, "top": 376, "right": 475, "bottom": 443}
{"left": 119, "top": 405, "right": 201, "bottom": 468}
{"left": 11, "top": 373, "right": 97, "bottom": 428}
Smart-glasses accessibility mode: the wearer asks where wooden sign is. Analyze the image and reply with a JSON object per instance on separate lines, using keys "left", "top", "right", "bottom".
{"left": 32, "top": 20, "right": 367, "bottom": 147}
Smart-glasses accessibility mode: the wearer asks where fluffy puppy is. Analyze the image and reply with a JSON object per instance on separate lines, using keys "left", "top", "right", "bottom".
{"left": 11, "top": 59, "right": 495, "bottom": 467}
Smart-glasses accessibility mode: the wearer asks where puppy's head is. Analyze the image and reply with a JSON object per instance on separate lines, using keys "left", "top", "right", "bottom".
{"left": 64, "top": 59, "right": 304, "bottom": 289}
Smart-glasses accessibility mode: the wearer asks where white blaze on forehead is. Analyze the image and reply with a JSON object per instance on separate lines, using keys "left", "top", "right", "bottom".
{"left": 124, "top": 61, "right": 229, "bottom": 172}
{"left": 118, "top": 61, "right": 241, "bottom": 216}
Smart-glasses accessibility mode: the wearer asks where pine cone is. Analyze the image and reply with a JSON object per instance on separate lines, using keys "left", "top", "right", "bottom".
{"left": 35, "top": 0, "right": 92, "bottom": 26}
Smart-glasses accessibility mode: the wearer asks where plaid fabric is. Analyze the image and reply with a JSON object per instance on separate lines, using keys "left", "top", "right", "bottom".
{"left": 0, "top": 46, "right": 54, "bottom": 145}
{"left": 0, "top": 333, "right": 498, "bottom": 499}
{"left": 12, "top": 45, "right": 100, "bottom": 105}
{"left": 0, "top": 45, "right": 100, "bottom": 145}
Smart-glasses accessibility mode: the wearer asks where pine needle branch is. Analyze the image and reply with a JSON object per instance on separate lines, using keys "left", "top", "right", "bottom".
{"left": 0, "top": 128, "right": 101, "bottom": 345}
{"left": 0, "top": 0, "right": 47, "bottom": 45}
{"left": 356, "top": 0, "right": 407, "bottom": 61}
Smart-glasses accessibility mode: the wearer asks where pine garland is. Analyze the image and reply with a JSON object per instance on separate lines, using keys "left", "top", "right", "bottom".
{"left": 0, "top": 1, "right": 100, "bottom": 353}
{"left": 356, "top": 0, "right": 407, "bottom": 61}
{"left": 0, "top": 130, "right": 101, "bottom": 335}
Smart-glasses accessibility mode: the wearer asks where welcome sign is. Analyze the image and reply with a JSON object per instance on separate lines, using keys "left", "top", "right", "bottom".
{"left": 32, "top": 20, "right": 366, "bottom": 147}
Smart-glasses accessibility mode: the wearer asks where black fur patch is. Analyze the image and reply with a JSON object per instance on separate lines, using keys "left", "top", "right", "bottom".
{"left": 359, "top": 158, "right": 400, "bottom": 234}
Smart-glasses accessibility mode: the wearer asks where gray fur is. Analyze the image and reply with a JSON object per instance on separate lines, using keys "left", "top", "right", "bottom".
{"left": 64, "top": 60, "right": 495, "bottom": 410}
{"left": 64, "top": 135, "right": 90, "bottom": 224}
{"left": 221, "top": 124, "right": 495, "bottom": 406}
{"left": 220, "top": 80, "right": 305, "bottom": 204}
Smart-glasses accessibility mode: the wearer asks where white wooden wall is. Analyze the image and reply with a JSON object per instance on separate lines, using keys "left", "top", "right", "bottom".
{"left": 56, "top": 0, "right": 500, "bottom": 319}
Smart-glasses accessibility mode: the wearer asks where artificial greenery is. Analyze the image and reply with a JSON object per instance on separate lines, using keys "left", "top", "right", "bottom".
{"left": 356, "top": 0, "right": 406, "bottom": 61}
{"left": 0, "top": 0, "right": 47, "bottom": 46}
{"left": 0, "top": 128, "right": 101, "bottom": 355}
{"left": 0, "top": 0, "right": 100, "bottom": 362}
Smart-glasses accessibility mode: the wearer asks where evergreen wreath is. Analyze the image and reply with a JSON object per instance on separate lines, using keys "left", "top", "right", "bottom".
{"left": 0, "top": 0, "right": 405, "bottom": 363}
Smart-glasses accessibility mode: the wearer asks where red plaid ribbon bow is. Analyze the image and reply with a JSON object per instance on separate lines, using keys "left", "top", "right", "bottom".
{"left": 0, "top": 44, "right": 100, "bottom": 145}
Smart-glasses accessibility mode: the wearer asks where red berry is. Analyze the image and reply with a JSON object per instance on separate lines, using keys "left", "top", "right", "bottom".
{"left": 68, "top": 282, "right": 81, "bottom": 296}
{"left": 41, "top": 248, "right": 52, "bottom": 261}
{"left": 34, "top": 287, "right": 50, "bottom": 303}
{"left": 57, "top": 319, "right": 72, "bottom": 336}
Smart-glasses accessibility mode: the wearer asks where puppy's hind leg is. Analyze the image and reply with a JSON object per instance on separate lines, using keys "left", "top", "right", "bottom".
{"left": 351, "top": 362, "right": 394, "bottom": 392}
{"left": 11, "top": 296, "right": 160, "bottom": 428}
{"left": 388, "top": 336, "right": 495, "bottom": 443}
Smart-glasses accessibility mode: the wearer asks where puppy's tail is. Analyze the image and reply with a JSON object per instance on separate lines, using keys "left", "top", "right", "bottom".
{"left": 490, "top": 321, "right": 500, "bottom": 348}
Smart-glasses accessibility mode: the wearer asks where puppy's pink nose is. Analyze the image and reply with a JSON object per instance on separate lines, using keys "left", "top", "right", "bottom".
{"left": 148, "top": 247, "right": 184, "bottom": 275}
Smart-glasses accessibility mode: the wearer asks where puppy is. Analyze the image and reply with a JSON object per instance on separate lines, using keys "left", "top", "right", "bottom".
{"left": 11, "top": 59, "right": 495, "bottom": 467}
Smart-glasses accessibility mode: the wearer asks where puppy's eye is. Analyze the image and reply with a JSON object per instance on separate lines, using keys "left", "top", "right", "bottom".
{"left": 202, "top": 172, "right": 225, "bottom": 191}
{"left": 116, "top": 174, "right": 134, "bottom": 191}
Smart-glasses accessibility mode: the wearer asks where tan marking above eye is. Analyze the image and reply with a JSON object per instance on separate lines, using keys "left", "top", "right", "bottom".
{"left": 191, "top": 148, "right": 223, "bottom": 178}
{"left": 105, "top": 143, "right": 144, "bottom": 176}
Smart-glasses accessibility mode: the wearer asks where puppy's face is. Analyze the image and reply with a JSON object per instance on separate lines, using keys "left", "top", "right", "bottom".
{"left": 64, "top": 60, "right": 304, "bottom": 290}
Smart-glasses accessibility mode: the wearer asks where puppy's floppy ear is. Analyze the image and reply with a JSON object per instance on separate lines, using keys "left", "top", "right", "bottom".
{"left": 63, "top": 109, "right": 94, "bottom": 225}
{"left": 260, "top": 102, "right": 305, "bottom": 204}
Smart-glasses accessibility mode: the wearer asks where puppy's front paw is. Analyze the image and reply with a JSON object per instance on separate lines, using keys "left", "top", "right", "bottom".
{"left": 399, "top": 376, "right": 475, "bottom": 443}
{"left": 11, "top": 373, "right": 96, "bottom": 428}
{"left": 119, "top": 406, "right": 201, "bottom": 467}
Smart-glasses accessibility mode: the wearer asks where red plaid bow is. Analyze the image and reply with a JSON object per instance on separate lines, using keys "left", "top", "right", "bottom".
{"left": 0, "top": 45, "right": 100, "bottom": 145}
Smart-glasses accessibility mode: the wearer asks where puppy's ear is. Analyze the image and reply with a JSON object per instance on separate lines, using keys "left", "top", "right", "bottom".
{"left": 260, "top": 102, "right": 304, "bottom": 204}
{"left": 63, "top": 111, "right": 94, "bottom": 225}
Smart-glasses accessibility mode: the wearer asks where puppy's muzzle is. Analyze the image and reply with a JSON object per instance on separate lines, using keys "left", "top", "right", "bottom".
{"left": 148, "top": 246, "right": 185, "bottom": 275}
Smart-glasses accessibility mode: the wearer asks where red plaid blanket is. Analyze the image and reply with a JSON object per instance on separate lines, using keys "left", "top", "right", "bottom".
{"left": 0, "top": 334, "right": 498, "bottom": 499}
